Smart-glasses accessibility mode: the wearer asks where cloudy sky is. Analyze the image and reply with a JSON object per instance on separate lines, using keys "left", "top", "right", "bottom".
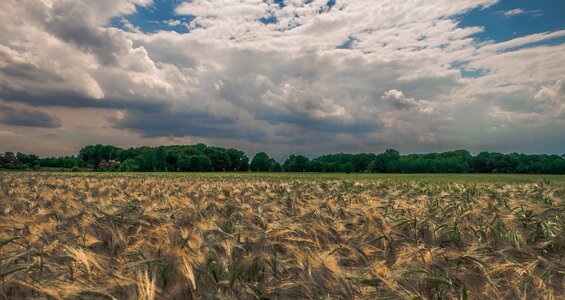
{"left": 0, "top": 0, "right": 564, "bottom": 159}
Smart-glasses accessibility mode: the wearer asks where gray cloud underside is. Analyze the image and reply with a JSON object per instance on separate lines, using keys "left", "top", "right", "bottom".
{"left": 0, "top": 105, "right": 61, "bottom": 128}
{"left": 0, "top": 0, "right": 564, "bottom": 156}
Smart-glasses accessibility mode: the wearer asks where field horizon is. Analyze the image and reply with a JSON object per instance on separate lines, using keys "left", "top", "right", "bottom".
{"left": 2, "top": 170, "right": 565, "bottom": 184}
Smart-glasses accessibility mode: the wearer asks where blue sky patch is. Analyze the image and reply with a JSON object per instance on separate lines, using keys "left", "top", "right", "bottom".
{"left": 273, "top": 0, "right": 286, "bottom": 8}
{"left": 457, "top": 0, "right": 565, "bottom": 43}
{"left": 260, "top": 15, "right": 278, "bottom": 25}
{"left": 460, "top": 68, "right": 487, "bottom": 78}
{"left": 450, "top": 61, "right": 487, "bottom": 78}
{"left": 337, "top": 36, "right": 356, "bottom": 49}
{"left": 109, "top": 0, "right": 193, "bottom": 34}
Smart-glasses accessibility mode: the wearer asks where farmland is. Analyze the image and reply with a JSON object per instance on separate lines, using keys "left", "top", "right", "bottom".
{"left": 1, "top": 173, "right": 564, "bottom": 299}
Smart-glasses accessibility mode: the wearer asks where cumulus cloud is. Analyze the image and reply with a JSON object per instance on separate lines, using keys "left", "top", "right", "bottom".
{"left": 381, "top": 90, "right": 418, "bottom": 110}
{"left": 535, "top": 79, "right": 565, "bottom": 103}
{"left": 0, "top": 0, "right": 564, "bottom": 156}
{"left": 534, "top": 79, "right": 565, "bottom": 118}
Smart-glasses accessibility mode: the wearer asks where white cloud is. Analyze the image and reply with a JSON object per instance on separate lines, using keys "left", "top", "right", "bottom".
{"left": 535, "top": 79, "right": 565, "bottom": 103}
{"left": 477, "top": 30, "right": 565, "bottom": 53}
{"left": 163, "top": 19, "right": 184, "bottom": 27}
{"left": 534, "top": 79, "right": 565, "bottom": 118}
{"left": 381, "top": 90, "right": 418, "bottom": 110}
{"left": 501, "top": 8, "right": 526, "bottom": 17}
{"left": 499, "top": 8, "right": 542, "bottom": 18}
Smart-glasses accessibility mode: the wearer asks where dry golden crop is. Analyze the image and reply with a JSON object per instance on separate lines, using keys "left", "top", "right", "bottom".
{"left": 0, "top": 173, "right": 564, "bottom": 299}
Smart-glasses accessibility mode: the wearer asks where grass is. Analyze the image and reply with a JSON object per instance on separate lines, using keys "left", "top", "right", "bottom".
{"left": 1, "top": 172, "right": 564, "bottom": 299}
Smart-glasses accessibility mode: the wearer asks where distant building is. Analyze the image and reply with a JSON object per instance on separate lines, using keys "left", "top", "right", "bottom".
{"left": 98, "top": 159, "right": 120, "bottom": 169}
{"left": 0, "top": 153, "right": 22, "bottom": 166}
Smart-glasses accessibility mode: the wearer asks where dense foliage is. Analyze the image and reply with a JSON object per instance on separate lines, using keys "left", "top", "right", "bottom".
{"left": 250, "top": 152, "right": 281, "bottom": 172}
{"left": 1, "top": 144, "right": 564, "bottom": 173}
{"left": 38, "top": 156, "right": 83, "bottom": 169}
{"left": 305, "top": 149, "right": 565, "bottom": 174}
{"left": 0, "top": 152, "right": 40, "bottom": 169}
{"left": 79, "top": 143, "right": 248, "bottom": 172}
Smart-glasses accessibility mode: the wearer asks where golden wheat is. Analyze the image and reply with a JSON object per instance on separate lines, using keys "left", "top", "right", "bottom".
{"left": 0, "top": 174, "right": 563, "bottom": 299}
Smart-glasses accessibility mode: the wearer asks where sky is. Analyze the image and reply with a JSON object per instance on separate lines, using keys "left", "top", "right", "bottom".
{"left": 0, "top": 0, "right": 564, "bottom": 160}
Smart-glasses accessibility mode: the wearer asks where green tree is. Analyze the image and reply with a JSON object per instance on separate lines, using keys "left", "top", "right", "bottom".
{"left": 270, "top": 159, "right": 282, "bottom": 172}
{"left": 250, "top": 152, "right": 273, "bottom": 172}
{"left": 227, "top": 149, "right": 249, "bottom": 171}
{"left": 118, "top": 159, "right": 139, "bottom": 172}
{"left": 165, "top": 151, "right": 179, "bottom": 171}
{"left": 283, "top": 155, "right": 309, "bottom": 172}
{"left": 153, "top": 147, "right": 167, "bottom": 171}
{"left": 209, "top": 150, "right": 231, "bottom": 171}
{"left": 189, "top": 155, "right": 212, "bottom": 171}
{"left": 343, "top": 162, "right": 354, "bottom": 174}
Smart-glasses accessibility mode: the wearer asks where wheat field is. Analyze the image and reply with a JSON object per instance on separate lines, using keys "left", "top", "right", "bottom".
{"left": 0, "top": 173, "right": 564, "bottom": 299}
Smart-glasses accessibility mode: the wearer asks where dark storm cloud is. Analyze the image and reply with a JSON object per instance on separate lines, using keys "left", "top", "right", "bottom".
{"left": 46, "top": 23, "right": 126, "bottom": 66}
{"left": 0, "top": 61, "right": 63, "bottom": 83}
{"left": 0, "top": 90, "right": 167, "bottom": 111}
{"left": 45, "top": 1, "right": 132, "bottom": 66}
{"left": 110, "top": 109, "right": 269, "bottom": 142}
{"left": 254, "top": 109, "right": 382, "bottom": 133}
{"left": 0, "top": 105, "right": 61, "bottom": 128}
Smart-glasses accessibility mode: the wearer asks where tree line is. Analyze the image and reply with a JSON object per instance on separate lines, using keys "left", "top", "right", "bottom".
{"left": 1, "top": 144, "right": 564, "bottom": 174}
